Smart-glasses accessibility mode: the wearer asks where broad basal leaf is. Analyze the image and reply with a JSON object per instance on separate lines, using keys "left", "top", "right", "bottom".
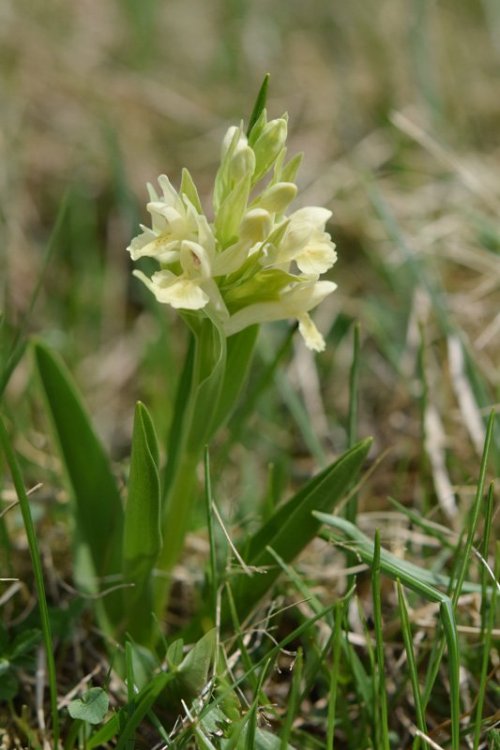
{"left": 122, "top": 401, "right": 161, "bottom": 642}
{"left": 228, "top": 438, "right": 372, "bottom": 623}
{"left": 33, "top": 341, "right": 123, "bottom": 615}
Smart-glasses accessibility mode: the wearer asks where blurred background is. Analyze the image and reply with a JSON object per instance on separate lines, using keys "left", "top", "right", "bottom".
{"left": 1, "top": 0, "right": 499, "bottom": 515}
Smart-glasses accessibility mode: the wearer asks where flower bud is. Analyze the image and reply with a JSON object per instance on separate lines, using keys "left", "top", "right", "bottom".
{"left": 252, "top": 117, "right": 288, "bottom": 182}
{"left": 240, "top": 208, "right": 272, "bottom": 243}
{"left": 221, "top": 125, "right": 241, "bottom": 157}
{"left": 228, "top": 144, "right": 255, "bottom": 184}
{"left": 257, "top": 182, "right": 297, "bottom": 213}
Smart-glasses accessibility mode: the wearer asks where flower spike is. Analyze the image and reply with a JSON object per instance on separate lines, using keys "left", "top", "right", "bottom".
{"left": 127, "top": 112, "right": 337, "bottom": 351}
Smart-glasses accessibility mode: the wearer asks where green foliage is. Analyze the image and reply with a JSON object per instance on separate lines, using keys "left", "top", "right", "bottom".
{"left": 168, "top": 629, "right": 216, "bottom": 701}
{"left": 488, "top": 729, "right": 500, "bottom": 749}
{"left": 86, "top": 669, "right": 176, "bottom": 749}
{"left": 155, "top": 317, "right": 228, "bottom": 607}
{"left": 122, "top": 401, "right": 161, "bottom": 643}
{"left": 2, "top": 14, "right": 499, "bottom": 747}
{"left": 315, "top": 512, "right": 465, "bottom": 750}
{"left": 0, "top": 415, "right": 60, "bottom": 746}
{"left": 156, "top": 317, "right": 259, "bottom": 619}
{"left": 229, "top": 438, "right": 372, "bottom": 624}
{"left": 0, "top": 626, "right": 41, "bottom": 701}
{"left": 247, "top": 74, "right": 270, "bottom": 138}
{"left": 33, "top": 341, "right": 124, "bottom": 625}
{"left": 371, "top": 531, "right": 390, "bottom": 750}
{"left": 87, "top": 632, "right": 216, "bottom": 749}
{"left": 68, "top": 687, "right": 109, "bottom": 724}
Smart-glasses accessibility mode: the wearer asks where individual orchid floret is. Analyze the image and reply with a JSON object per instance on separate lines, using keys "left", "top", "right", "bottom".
{"left": 223, "top": 277, "right": 337, "bottom": 352}
{"left": 133, "top": 240, "right": 211, "bottom": 310}
{"left": 274, "top": 207, "right": 337, "bottom": 275}
{"left": 128, "top": 109, "right": 338, "bottom": 351}
{"left": 127, "top": 175, "right": 203, "bottom": 265}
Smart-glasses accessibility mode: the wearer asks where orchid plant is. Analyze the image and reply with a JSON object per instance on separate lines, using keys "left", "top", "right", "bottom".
{"left": 126, "top": 93, "right": 338, "bottom": 619}
{"left": 32, "top": 81, "right": 371, "bottom": 649}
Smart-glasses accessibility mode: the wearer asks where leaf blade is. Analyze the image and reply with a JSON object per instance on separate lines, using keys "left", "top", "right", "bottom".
{"left": 122, "top": 401, "right": 162, "bottom": 642}
{"left": 230, "top": 438, "right": 372, "bottom": 621}
{"left": 33, "top": 342, "right": 124, "bottom": 601}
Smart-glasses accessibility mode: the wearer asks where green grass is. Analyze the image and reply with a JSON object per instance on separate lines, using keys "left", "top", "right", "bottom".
{"left": 1, "top": 1, "right": 499, "bottom": 748}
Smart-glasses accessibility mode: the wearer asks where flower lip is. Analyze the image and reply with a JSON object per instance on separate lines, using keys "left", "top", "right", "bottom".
{"left": 298, "top": 313, "right": 327, "bottom": 352}
{"left": 133, "top": 269, "right": 210, "bottom": 310}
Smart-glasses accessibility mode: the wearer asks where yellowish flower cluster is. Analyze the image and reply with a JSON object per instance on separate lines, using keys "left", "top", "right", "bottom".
{"left": 128, "top": 112, "right": 337, "bottom": 351}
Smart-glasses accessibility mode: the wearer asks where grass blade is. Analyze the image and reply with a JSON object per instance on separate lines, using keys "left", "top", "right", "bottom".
{"left": 316, "top": 512, "right": 462, "bottom": 750}
{"left": 326, "top": 601, "right": 344, "bottom": 750}
{"left": 204, "top": 447, "right": 218, "bottom": 624}
{"left": 0, "top": 415, "right": 59, "bottom": 747}
{"left": 347, "top": 322, "right": 360, "bottom": 450}
{"left": 345, "top": 322, "right": 361, "bottom": 588}
{"left": 450, "top": 410, "right": 495, "bottom": 608}
{"left": 397, "top": 581, "right": 427, "bottom": 739}
{"left": 473, "top": 485, "right": 498, "bottom": 750}
{"left": 279, "top": 648, "right": 302, "bottom": 749}
{"left": 372, "top": 530, "right": 390, "bottom": 750}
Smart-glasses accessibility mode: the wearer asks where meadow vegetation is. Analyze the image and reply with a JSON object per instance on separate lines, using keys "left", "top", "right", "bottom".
{"left": 0, "top": 1, "right": 499, "bottom": 748}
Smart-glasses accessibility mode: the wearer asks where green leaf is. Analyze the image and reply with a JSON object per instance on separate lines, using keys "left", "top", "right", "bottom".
{"left": 155, "top": 318, "right": 227, "bottom": 608}
{"left": 214, "top": 174, "right": 251, "bottom": 248}
{"left": 159, "top": 629, "right": 216, "bottom": 724}
{"left": 170, "top": 629, "right": 216, "bottom": 700}
{"left": 0, "top": 669, "right": 19, "bottom": 701}
{"left": 0, "top": 658, "right": 9, "bottom": 676}
{"left": 162, "top": 332, "right": 195, "bottom": 501}
{"left": 9, "top": 629, "right": 41, "bottom": 664}
{"left": 229, "top": 438, "right": 372, "bottom": 622}
{"left": 32, "top": 341, "right": 124, "bottom": 621}
{"left": 254, "top": 728, "right": 297, "bottom": 750}
{"left": 210, "top": 325, "right": 259, "bottom": 435}
{"left": 247, "top": 74, "right": 270, "bottom": 138}
{"left": 122, "top": 402, "right": 161, "bottom": 642}
{"left": 313, "top": 514, "right": 490, "bottom": 598}
{"left": 186, "top": 316, "right": 228, "bottom": 452}
{"left": 88, "top": 670, "right": 175, "bottom": 749}
{"left": 166, "top": 638, "right": 184, "bottom": 669}
{"left": 68, "top": 687, "right": 109, "bottom": 724}
{"left": 125, "top": 640, "right": 159, "bottom": 690}
{"left": 219, "top": 714, "right": 297, "bottom": 749}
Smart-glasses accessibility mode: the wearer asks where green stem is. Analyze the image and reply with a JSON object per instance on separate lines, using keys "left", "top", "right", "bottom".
{"left": 154, "top": 319, "right": 226, "bottom": 617}
{"left": 153, "top": 321, "right": 257, "bottom": 624}
{"left": 162, "top": 450, "right": 200, "bottom": 571}
{"left": 154, "top": 449, "right": 200, "bottom": 616}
